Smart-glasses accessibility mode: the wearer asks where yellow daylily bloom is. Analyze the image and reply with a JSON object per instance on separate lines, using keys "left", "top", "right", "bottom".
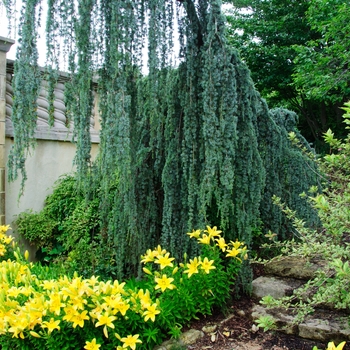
{"left": 121, "top": 334, "right": 142, "bottom": 350}
{"left": 200, "top": 257, "right": 216, "bottom": 274}
{"left": 154, "top": 252, "right": 175, "bottom": 269}
{"left": 143, "top": 303, "right": 160, "bottom": 322}
{"left": 42, "top": 318, "right": 60, "bottom": 334}
{"left": 84, "top": 338, "right": 101, "bottom": 350}
{"left": 154, "top": 274, "right": 176, "bottom": 292}
{"left": 327, "top": 341, "right": 346, "bottom": 350}
{"left": 140, "top": 249, "right": 155, "bottom": 264}
{"left": 95, "top": 311, "right": 116, "bottom": 338}
{"left": 215, "top": 237, "right": 228, "bottom": 252}
{"left": 70, "top": 310, "right": 89, "bottom": 328}
{"left": 138, "top": 289, "right": 152, "bottom": 309}
{"left": 229, "top": 240, "right": 243, "bottom": 250}
{"left": 226, "top": 248, "right": 241, "bottom": 259}
{"left": 204, "top": 226, "right": 222, "bottom": 239}
{"left": 48, "top": 292, "right": 65, "bottom": 315}
{"left": 187, "top": 229, "right": 201, "bottom": 239}
{"left": 197, "top": 234, "right": 211, "bottom": 245}
{"left": 152, "top": 245, "right": 167, "bottom": 258}
{"left": 0, "top": 225, "right": 11, "bottom": 234}
{"left": 184, "top": 257, "right": 201, "bottom": 277}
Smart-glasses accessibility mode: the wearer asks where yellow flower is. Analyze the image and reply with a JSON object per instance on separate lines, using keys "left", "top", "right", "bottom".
{"left": 0, "top": 225, "right": 11, "bottom": 234}
{"left": 154, "top": 274, "right": 176, "bottom": 292}
{"left": 111, "top": 280, "right": 126, "bottom": 295}
{"left": 121, "top": 334, "right": 142, "bottom": 350}
{"left": 140, "top": 249, "right": 155, "bottom": 264}
{"left": 138, "top": 289, "right": 152, "bottom": 308}
{"left": 70, "top": 295, "right": 87, "bottom": 310}
{"left": 153, "top": 245, "right": 167, "bottom": 258}
{"left": 48, "top": 292, "right": 65, "bottom": 315}
{"left": 184, "top": 257, "right": 201, "bottom": 277}
{"left": 200, "top": 257, "right": 216, "bottom": 274}
{"left": 187, "top": 229, "right": 201, "bottom": 238}
{"left": 0, "top": 245, "right": 6, "bottom": 256}
{"left": 154, "top": 252, "right": 175, "bottom": 269}
{"left": 70, "top": 310, "right": 89, "bottom": 328}
{"left": 95, "top": 311, "right": 117, "bottom": 338}
{"left": 104, "top": 294, "right": 122, "bottom": 308}
{"left": 8, "top": 317, "right": 28, "bottom": 339}
{"left": 327, "top": 341, "right": 346, "bottom": 350}
{"left": 204, "top": 226, "right": 222, "bottom": 239}
{"left": 42, "top": 318, "right": 60, "bottom": 334}
{"left": 143, "top": 303, "right": 160, "bottom": 322}
{"left": 115, "top": 300, "right": 130, "bottom": 316}
{"left": 229, "top": 240, "right": 243, "bottom": 250}
{"left": 226, "top": 248, "right": 241, "bottom": 260}
{"left": 215, "top": 237, "right": 228, "bottom": 252}
{"left": 63, "top": 305, "right": 76, "bottom": 322}
{"left": 84, "top": 338, "right": 101, "bottom": 350}
{"left": 197, "top": 234, "right": 211, "bottom": 245}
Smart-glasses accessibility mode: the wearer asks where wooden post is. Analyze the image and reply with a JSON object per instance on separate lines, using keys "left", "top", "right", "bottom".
{"left": 0, "top": 37, "right": 15, "bottom": 225}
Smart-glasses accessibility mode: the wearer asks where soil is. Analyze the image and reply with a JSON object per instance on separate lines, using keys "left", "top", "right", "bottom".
{"left": 184, "top": 295, "right": 327, "bottom": 350}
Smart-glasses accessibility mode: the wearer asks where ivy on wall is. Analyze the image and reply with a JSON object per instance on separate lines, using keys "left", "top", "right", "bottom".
{"left": 6, "top": 0, "right": 320, "bottom": 282}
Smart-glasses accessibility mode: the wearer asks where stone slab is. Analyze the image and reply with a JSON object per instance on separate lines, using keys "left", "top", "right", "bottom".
{"left": 252, "top": 275, "right": 304, "bottom": 299}
{"left": 264, "top": 256, "right": 327, "bottom": 279}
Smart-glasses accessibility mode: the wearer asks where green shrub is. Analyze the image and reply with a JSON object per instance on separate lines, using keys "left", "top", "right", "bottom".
{"left": 14, "top": 175, "right": 103, "bottom": 276}
{"left": 15, "top": 210, "right": 58, "bottom": 248}
{"left": 257, "top": 101, "right": 350, "bottom": 321}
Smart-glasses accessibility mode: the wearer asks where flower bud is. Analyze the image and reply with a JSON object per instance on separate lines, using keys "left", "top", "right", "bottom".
{"left": 143, "top": 267, "right": 153, "bottom": 275}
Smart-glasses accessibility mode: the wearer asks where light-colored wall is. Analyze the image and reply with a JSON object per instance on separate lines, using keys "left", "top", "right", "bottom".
{"left": 5, "top": 139, "right": 99, "bottom": 224}
{"left": 2, "top": 43, "right": 101, "bottom": 251}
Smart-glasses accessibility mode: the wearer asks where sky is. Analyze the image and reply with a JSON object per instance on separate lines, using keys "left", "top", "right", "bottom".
{"left": 0, "top": 4, "right": 18, "bottom": 60}
{"left": 0, "top": 1, "right": 235, "bottom": 70}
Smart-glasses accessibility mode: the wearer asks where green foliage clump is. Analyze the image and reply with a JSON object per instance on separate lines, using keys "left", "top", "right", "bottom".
{"left": 15, "top": 175, "right": 105, "bottom": 277}
{"left": 257, "top": 101, "right": 350, "bottom": 321}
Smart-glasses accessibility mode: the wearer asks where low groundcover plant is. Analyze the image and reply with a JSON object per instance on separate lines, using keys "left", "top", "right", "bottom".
{"left": 0, "top": 225, "right": 247, "bottom": 350}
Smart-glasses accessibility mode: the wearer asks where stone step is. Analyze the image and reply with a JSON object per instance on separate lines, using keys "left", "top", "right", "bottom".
{"left": 252, "top": 304, "right": 350, "bottom": 343}
{"left": 252, "top": 276, "right": 304, "bottom": 300}
{"left": 263, "top": 256, "right": 328, "bottom": 280}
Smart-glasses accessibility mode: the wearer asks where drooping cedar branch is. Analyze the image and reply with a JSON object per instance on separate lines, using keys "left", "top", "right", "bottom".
{"left": 6, "top": 0, "right": 321, "bottom": 283}
{"left": 181, "top": 0, "right": 204, "bottom": 48}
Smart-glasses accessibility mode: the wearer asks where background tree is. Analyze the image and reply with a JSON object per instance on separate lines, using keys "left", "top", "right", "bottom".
{"left": 293, "top": 0, "right": 350, "bottom": 108}
{"left": 5, "top": 0, "right": 320, "bottom": 285}
{"left": 225, "top": 0, "right": 347, "bottom": 147}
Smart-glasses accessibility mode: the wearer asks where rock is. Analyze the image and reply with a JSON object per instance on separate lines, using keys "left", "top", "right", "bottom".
{"left": 202, "top": 324, "right": 217, "bottom": 333}
{"left": 237, "top": 309, "right": 246, "bottom": 317}
{"left": 179, "top": 329, "right": 204, "bottom": 345}
{"left": 252, "top": 276, "right": 303, "bottom": 299}
{"left": 154, "top": 339, "right": 182, "bottom": 350}
{"left": 264, "top": 256, "right": 327, "bottom": 280}
{"left": 299, "top": 314, "right": 350, "bottom": 342}
{"left": 154, "top": 329, "right": 204, "bottom": 350}
{"left": 251, "top": 324, "right": 259, "bottom": 333}
{"left": 251, "top": 304, "right": 298, "bottom": 335}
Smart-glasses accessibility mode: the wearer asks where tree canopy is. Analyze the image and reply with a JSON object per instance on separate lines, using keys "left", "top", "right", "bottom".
{"left": 3, "top": 0, "right": 320, "bottom": 281}
{"left": 292, "top": 0, "right": 350, "bottom": 104}
{"left": 226, "top": 0, "right": 349, "bottom": 145}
